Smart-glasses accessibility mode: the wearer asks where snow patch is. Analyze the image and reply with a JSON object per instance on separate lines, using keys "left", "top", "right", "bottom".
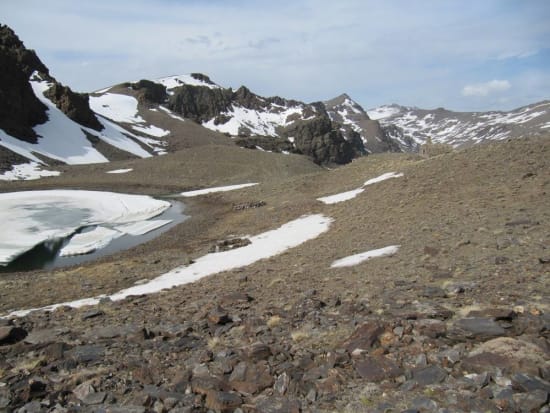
{"left": 0, "top": 162, "right": 60, "bottom": 181}
{"left": 180, "top": 183, "right": 258, "bottom": 197}
{"left": 158, "top": 106, "right": 186, "bottom": 121}
{"left": 367, "top": 106, "right": 401, "bottom": 120}
{"left": 6, "top": 214, "right": 333, "bottom": 317}
{"left": 106, "top": 168, "right": 133, "bottom": 174}
{"left": 89, "top": 93, "right": 144, "bottom": 124}
{"left": 317, "top": 172, "right": 403, "bottom": 205}
{"left": 132, "top": 124, "right": 170, "bottom": 137}
{"left": 155, "top": 74, "right": 221, "bottom": 90}
{"left": 86, "top": 116, "right": 153, "bottom": 158}
{"left": 317, "top": 188, "right": 364, "bottom": 205}
{"left": 202, "top": 104, "right": 304, "bottom": 137}
{"left": 331, "top": 245, "right": 400, "bottom": 268}
{"left": 364, "top": 172, "right": 404, "bottom": 186}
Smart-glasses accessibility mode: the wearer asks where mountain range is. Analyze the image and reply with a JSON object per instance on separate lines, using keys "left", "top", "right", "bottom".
{"left": 1, "top": 23, "right": 549, "bottom": 179}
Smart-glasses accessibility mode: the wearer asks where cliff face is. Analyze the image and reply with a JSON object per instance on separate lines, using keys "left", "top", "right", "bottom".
{"left": 0, "top": 25, "right": 49, "bottom": 142}
{"left": 0, "top": 24, "right": 103, "bottom": 144}
{"left": 43, "top": 83, "right": 103, "bottom": 131}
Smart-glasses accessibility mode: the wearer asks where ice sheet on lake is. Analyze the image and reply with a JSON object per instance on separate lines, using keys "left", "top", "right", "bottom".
{"left": 6, "top": 214, "right": 332, "bottom": 317}
{"left": 317, "top": 172, "right": 403, "bottom": 205}
{"left": 115, "top": 220, "right": 172, "bottom": 236}
{"left": 0, "top": 190, "right": 170, "bottom": 265}
{"left": 59, "top": 227, "right": 122, "bottom": 257}
{"left": 0, "top": 162, "right": 60, "bottom": 181}
{"left": 331, "top": 245, "right": 400, "bottom": 268}
{"left": 180, "top": 183, "right": 258, "bottom": 197}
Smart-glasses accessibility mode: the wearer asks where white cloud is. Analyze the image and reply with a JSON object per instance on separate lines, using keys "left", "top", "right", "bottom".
{"left": 1, "top": 1, "right": 548, "bottom": 111}
{"left": 462, "top": 80, "right": 511, "bottom": 97}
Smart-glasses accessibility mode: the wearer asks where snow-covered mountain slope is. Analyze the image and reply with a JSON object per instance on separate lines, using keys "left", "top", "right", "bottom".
{"left": 0, "top": 25, "right": 171, "bottom": 180}
{"left": 368, "top": 101, "right": 550, "bottom": 150}
{"left": 324, "top": 94, "right": 400, "bottom": 153}
{"left": 99, "top": 75, "right": 368, "bottom": 165}
{"left": 0, "top": 73, "right": 156, "bottom": 165}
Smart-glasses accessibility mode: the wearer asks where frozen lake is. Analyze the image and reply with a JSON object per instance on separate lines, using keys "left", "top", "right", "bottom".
{"left": 0, "top": 190, "right": 188, "bottom": 272}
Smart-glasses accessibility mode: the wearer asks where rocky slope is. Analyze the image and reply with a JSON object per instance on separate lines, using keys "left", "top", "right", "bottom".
{"left": 0, "top": 136, "right": 548, "bottom": 412}
{"left": 324, "top": 94, "right": 400, "bottom": 154}
{"left": 368, "top": 102, "right": 550, "bottom": 151}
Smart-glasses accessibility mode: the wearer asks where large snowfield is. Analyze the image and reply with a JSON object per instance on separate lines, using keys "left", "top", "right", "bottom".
{"left": 0, "top": 190, "right": 171, "bottom": 266}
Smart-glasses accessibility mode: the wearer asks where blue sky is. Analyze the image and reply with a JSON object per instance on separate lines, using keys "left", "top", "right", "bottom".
{"left": 3, "top": 0, "right": 549, "bottom": 111}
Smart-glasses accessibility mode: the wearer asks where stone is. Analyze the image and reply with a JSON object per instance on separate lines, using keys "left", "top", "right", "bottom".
{"left": 511, "top": 373, "right": 550, "bottom": 393}
{"left": 67, "top": 345, "right": 104, "bottom": 363}
{"left": 106, "top": 407, "right": 147, "bottom": 413}
{"left": 242, "top": 342, "right": 271, "bottom": 361}
{"left": 452, "top": 317, "right": 506, "bottom": 340}
{"left": 218, "top": 292, "right": 253, "bottom": 306}
{"left": 415, "top": 319, "right": 446, "bottom": 338}
{"left": 83, "top": 391, "right": 107, "bottom": 405}
{"left": 229, "top": 361, "right": 274, "bottom": 394}
{"left": 466, "top": 308, "right": 516, "bottom": 321}
{"left": 411, "top": 365, "right": 448, "bottom": 386}
{"left": 16, "top": 400, "right": 42, "bottom": 413}
{"left": 254, "top": 395, "right": 300, "bottom": 413}
{"left": 207, "top": 306, "right": 232, "bottom": 325}
{"left": 466, "top": 337, "right": 548, "bottom": 375}
{"left": 73, "top": 381, "right": 96, "bottom": 401}
{"left": 274, "top": 372, "right": 290, "bottom": 395}
{"left": 420, "top": 286, "right": 446, "bottom": 298}
{"left": 24, "top": 328, "right": 67, "bottom": 345}
{"left": 353, "top": 356, "right": 403, "bottom": 382}
{"left": 513, "top": 389, "right": 549, "bottom": 413}
{"left": 342, "top": 322, "right": 385, "bottom": 353}
{"left": 461, "top": 352, "right": 509, "bottom": 374}
{"left": 190, "top": 375, "right": 229, "bottom": 395}
{"left": 0, "top": 326, "right": 27, "bottom": 345}
{"left": 205, "top": 391, "right": 242, "bottom": 412}
{"left": 81, "top": 309, "right": 105, "bottom": 320}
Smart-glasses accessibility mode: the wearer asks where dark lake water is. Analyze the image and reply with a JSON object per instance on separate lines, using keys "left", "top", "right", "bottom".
{"left": 1, "top": 201, "right": 188, "bottom": 273}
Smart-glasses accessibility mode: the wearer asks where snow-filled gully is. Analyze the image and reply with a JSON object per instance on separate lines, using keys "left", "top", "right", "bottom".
{"left": 4, "top": 172, "right": 403, "bottom": 318}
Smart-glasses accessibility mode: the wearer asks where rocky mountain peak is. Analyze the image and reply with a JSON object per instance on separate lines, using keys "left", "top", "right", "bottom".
{"left": 0, "top": 24, "right": 103, "bottom": 142}
{"left": 190, "top": 72, "right": 216, "bottom": 86}
{"left": 0, "top": 24, "right": 50, "bottom": 142}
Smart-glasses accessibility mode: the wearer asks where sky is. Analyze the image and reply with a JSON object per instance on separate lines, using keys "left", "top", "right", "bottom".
{"left": 3, "top": 0, "right": 549, "bottom": 111}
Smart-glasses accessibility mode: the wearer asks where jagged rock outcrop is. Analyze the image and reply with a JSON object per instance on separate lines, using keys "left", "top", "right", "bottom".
{"left": 282, "top": 115, "right": 355, "bottom": 165}
{"left": 167, "top": 85, "right": 233, "bottom": 123}
{"left": 44, "top": 83, "right": 103, "bottom": 131}
{"left": 324, "top": 93, "right": 401, "bottom": 154}
{"left": 0, "top": 24, "right": 104, "bottom": 142}
{"left": 189, "top": 72, "right": 217, "bottom": 86}
{"left": 0, "top": 24, "right": 49, "bottom": 142}
{"left": 131, "top": 79, "right": 167, "bottom": 105}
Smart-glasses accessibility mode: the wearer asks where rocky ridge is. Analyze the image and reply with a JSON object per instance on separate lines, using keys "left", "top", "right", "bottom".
{"left": 368, "top": 102, "right": 550, "bottom": 151}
